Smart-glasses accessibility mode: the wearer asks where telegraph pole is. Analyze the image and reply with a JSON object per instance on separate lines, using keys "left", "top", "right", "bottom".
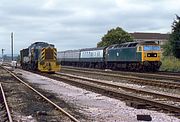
{"left": 11, "top": 32, "right": 13, "bottom": 61}
{"left": 1, "top": 49, "right": 4, "bottom": 61}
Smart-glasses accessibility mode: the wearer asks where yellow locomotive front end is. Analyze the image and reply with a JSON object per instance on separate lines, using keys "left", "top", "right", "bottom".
{"left": 142, "top": 45, "right": 161, "bottom": 62}
{"left": 38, "top": 47, "right": 61, "bottom": 73}
{"left": 140, "top": 43, "right": 162, "bottom": 71}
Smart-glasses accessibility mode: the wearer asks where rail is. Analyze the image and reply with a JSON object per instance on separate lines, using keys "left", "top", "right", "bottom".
{"left": 2, "top": 66, "right": 79, "bottom": 122}
{"left": 0, "top": 83, "right": 13, "bottom": 122}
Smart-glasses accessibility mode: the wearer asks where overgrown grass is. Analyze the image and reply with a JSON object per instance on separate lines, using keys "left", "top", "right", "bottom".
{"left": 160, "top": 56, "right": 180, "bottom": 72}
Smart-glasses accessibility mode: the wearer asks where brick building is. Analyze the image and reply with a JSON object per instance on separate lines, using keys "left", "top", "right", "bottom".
{"left": 130, "top": 32, "right": 170, "bottom": 45}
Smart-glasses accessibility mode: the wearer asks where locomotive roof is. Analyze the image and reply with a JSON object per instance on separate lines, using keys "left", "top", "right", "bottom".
{"left": 108, "top": 41, "right": 158, "bottom": 49}
{"left": 108, "top": 42, "right": 138, "bottom": 49}
{"left": 28, "top": 42, "right": 54, "bottom": 49}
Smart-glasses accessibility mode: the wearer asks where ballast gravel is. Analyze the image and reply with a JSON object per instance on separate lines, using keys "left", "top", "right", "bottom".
{"left": 15, "top": 69, "right": 180, "bottom": 122}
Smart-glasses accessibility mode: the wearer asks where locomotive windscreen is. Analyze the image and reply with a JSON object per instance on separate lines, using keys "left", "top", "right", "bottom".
{"left": 143, "top": 45, "right": 161, "bottom": 51}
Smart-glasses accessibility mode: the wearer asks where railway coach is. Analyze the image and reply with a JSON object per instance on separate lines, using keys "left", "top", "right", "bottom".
{"left": 20, "top": 42, "right": 60, "bottom": 73}
{"left": 58, "top": 47, "right": 106, "bottom": 68}
{"left": 58, "top": 41, "right": 162, "bottom": 71}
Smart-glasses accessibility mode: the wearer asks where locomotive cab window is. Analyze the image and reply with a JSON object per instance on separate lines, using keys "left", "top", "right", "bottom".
{"left": 114, "top": 44, "right": 123, "bottom": 48}
{"left": 128, "top": 43, "right": 138, "bottom": 47}
{"left": 122, "top": 44, "right": 128, "bottom": 47}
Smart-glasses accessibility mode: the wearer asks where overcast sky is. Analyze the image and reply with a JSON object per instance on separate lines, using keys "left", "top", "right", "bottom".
{"left": 0, "top": 0, "right": 180, "bottom": 54}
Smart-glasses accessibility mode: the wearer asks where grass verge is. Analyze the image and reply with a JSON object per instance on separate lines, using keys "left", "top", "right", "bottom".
{"left": 160, "top": 56, "right": 180, "bottom": 72}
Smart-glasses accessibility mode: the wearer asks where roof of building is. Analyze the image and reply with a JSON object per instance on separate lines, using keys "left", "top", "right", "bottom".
{"left": 130, "top": 32, "right": 170, "bottom": 40}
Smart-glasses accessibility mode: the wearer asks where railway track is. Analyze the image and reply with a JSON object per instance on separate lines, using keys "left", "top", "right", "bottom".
{"left": 157, "top": 71, "right": 180, "bottom": 76}
{"left": 62, "top": 66, "right": 180, "bottom": 77}
{"left": 62, "top": 66, "right": 180, "bottom": 81}
{"left": 1, "top": 66, "right": 79, "bottom": 122}
{"left": 41, "top": 72, "right": 180, "bottom": 117}
{"left": 0, "top": 83, "right": 13, "bottom": 122}
{"left": 4, "top": 65, "right": 180, "bottom": 118}
{"left": 61, "top": 66, "right": 180, "bottom": 89}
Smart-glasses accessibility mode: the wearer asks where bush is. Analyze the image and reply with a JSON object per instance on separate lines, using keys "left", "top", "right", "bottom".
{"left": 160, "top": 56, "right": 180, "bottom": 72}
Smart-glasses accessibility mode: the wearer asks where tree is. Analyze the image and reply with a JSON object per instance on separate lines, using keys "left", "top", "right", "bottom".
{"left": 97, "top": 27, "right": 133, "bottom": 47}
{"left": 162, "top": 41, "right": 172, "bottom": 56}
{"left": 170, "top": 15, "right": 180, "bottom": 58}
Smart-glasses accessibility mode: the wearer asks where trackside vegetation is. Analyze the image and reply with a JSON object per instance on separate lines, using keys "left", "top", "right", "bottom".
{"left": 163, "top": 15, "right": 180, "bottom": 58}
{"left": 160, "top": 56, "right": 180, "bottom": 72}
{"left": 161, "top": 15, "right": 180, "bottom": 72}
{"left": 170, "top": 15, "right": 180, "bottom": 58}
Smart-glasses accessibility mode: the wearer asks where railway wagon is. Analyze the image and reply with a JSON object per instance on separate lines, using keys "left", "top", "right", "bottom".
{"left": 20, "top": 42, "right": 60, "bottom": 73}
{"left": 58, "top": 41, "right": 162, "bottom": 71}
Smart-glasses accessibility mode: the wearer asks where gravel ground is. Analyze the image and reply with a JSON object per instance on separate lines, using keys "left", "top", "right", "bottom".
{"left": 61, "top": 69, "right": 180, "bottom": 95}
{"left": 15, "top": 69, "right": 180, "bottom": 122}
{"left": 0, "top": 67, "right": 74, "bottom": 122}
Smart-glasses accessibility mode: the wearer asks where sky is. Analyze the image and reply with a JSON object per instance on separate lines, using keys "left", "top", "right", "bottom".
{"left": 0, "top": 0, "right": 180, "bottom": 55}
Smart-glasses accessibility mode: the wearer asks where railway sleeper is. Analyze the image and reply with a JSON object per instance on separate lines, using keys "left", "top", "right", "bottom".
{"left": 126, "top": 101, "right": 149, "bottom": 109}
{"left": 0, "top": 104, "right": 5, "bottom": 109}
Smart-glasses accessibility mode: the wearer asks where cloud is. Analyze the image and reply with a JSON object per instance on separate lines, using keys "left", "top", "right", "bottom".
{"left": 0, "top": 0, "right": 180, "bottom": 55}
